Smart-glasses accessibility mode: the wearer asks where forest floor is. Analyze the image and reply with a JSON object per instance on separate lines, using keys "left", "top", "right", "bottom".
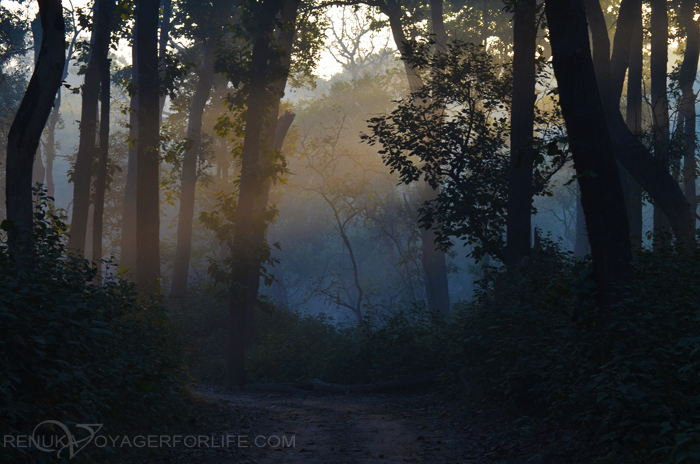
{"left": 140, "top": 384, "right": 594, "bottom": 464}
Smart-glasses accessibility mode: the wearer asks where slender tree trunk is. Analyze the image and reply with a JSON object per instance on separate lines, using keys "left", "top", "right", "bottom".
{"left": 158, "top": 0, "right": 172, "bottom": 121}
{"left": 68, "top": 0, "right": 111, "bottom": 255}
{"left": 585, "top": 0, "right": 694, "bottom": 244}
{"left": 44, "top": 22, "right": 77, "bottom": 201}
{"left": 679, "top": 0, "right": 700, "bottom": 220}
{"left": 170, "top": 41, "right": 215, "bottom": 297}
{"left": 121, "top": 26, "right": 138, "bottom": 276}
{"left": 5, "top": 0, "right": 65, "bottom": 259}
{"left": 626, "top": 6, "right": 644, "bottom": 248}
{"left": 506, "top": 0, "right": 537, "bottom": 266}
{"left": 92, "top": 0, "right": 114, "bottom": 269}
{"left": 382, "top": 0, "right": 451, "bottom": 315}
{"left": 609, "top": 0, "right": 643, "bottom": 105}
{"left": 136, "top": 0, "right": 162, "bottom": 291}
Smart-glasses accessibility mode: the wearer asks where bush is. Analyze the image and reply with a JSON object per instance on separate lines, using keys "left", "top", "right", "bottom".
{"left": 0, "top": 192, "right": 187, "bottom": 463}
{"left": 459, "top": 244, "right": 700, "bottom": 463}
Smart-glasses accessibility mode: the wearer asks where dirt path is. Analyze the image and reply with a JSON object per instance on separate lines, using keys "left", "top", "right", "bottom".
{"left": 152, "top": 385, "right": 582, "bottom": 464}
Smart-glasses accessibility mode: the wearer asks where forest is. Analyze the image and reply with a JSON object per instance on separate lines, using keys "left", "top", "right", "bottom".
{"left": 2, "top": 0, "right": 700, "bottom": 462}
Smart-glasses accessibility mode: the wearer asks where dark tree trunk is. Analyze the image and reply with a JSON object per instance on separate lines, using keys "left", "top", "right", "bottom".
{"left": 626, "top": 5, "right": 644, "bottom": 248}
{"left": 121, "top": 26, "right": 138, "bottom": 276}
{"left": 609, "top": 0, "right": 642, "bottom": 104}
{"left": 546, "top": 0, "right": 634, "bottom": 307}
{"left": 650, "top": 0, "right": 672, "bottom": 243}
{"left": 136, "top": 0, "right": 161, "bottom": 291}
{"left": 170, "top": 41, "right": 215, "bottom": 297}
{"left": 382, "top": 0, "right": 451, "bottom": 314}
{"left": 506, "top": 0, "right": 537, "bottom": 266}
{"left": 574, "top": 187, "right": 589, "bottom": 257}
{"left": 584, "top": 0, "right": 694, "bottom": 244}
{"left": 68, "top": 0, "right": 112, "bottom": 255}
{"left": 158, "top": 0, "right": 172, "bottom": 120}
{"left": 92, "top": 0, "right": 114, "bottom": 267}
{"left": 679, "top": 0, "right": 700, "bottom": 220}
{"left": 32, "top": 145, "right": 45, "bottom": 186}
{"left": 5, "top": 0, "right": 65, "bottom": 259}
{"left": 226, "top": 0, "right": 292, "bottom": 390}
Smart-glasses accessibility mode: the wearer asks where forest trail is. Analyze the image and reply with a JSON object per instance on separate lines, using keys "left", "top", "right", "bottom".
{"left": 153, "top": 385, "right": 575, "bottom": 464}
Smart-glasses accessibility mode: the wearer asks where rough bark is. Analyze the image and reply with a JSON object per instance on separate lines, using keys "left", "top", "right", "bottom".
{"left": 136, "top": 0, "right": 162, "bottom": 291}
{"left": 626, "top": 6, "right": 644, "bottom": 248}
{"left": 121, "top": 26, "right": 138, "bottom": 276}
{"left": 170, "top": 41, "right": 215, "bottom": 297}
{"left": 679, "top": 0, "right": 700, "bottom": 219}
{"left": 506, "top": 0, "right": 537, "bottom": 266}
{"left": 68, "top": 0, "right": 111, "bottom": 255}
{"left": 584, "top": 0, "right": 694, "bottom": 244}
{"left": 5, "top": 0, "right": 65, "bottom": 258}
{"left": 92, "top": 0, "right": 114, "bottom": 267}
{"left": 546, "top": 0, "right": 634, "bottom": 306}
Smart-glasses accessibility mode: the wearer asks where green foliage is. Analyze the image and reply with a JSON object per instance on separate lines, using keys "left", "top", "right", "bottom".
{"left": 460, "top": 244, "right": 700, "bottom": 463}
{"left": 0, "top": 191, "right": 187, "bottom": 462}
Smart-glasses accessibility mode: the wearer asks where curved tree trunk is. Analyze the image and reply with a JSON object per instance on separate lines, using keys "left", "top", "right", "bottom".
{"left": 546, "top": 0, "right": 634, "bottom": 308}
{"left": 5, "top": 0, "right": 65, "bottom": 260}
{"left": 170, "top": 41, "right": 215, "bottom": 297}
{"left": 506, "top": 0, "right": 537, "bottom": 266}
{"left": 584, "top": 0, "right": 694, "bottom": 244}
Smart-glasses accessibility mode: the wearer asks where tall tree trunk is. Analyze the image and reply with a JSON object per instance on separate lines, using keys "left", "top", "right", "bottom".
{"left": 32, "top": 145, "right": 45, "bottom": 186}
{"left": 546, "top": 0, "right": 633, "bottom": 308}
{"left": 226, "top": 0, "right": 288, "bottom": 389}
{"left": 679, "top": 0, "right": 700, "bottom": 220}
{"left": 170, "top": 41, "right": 215, "bottom": 297}
{"left": 584, "top": 0, "right": 694, "bottom": 244}
{"left": 5, "top": 0, "right": 65, "bottom": 259}
{"left": 136, "top": 0, "right": 162, "bottom": 291}
{"left": 626, "top": 5, "right": 644, "bottom": 248}
{"left": 381, "top": 0, "right": 451, "bottom": 315}
{"left": 121, "top": 25, "right": 138, "bottom": 276}
{"left": 506, "top": 0, "right": 537, "bottom": 266}
{"left": 650, "top": 0, "right": 671, "bottom": 243}
{"left": 68, "top": 0, "right": 112, "bottom": 255}
{"left": 92, "top": 0, "right": 114, "bottom": 268}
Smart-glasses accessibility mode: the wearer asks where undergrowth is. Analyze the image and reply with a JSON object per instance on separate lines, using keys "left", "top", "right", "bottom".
{"left": 0, "top": 191, "right": 188, "bottom": 463}
{"left": 175, "top": 239, "right": 700, "bottom": 463}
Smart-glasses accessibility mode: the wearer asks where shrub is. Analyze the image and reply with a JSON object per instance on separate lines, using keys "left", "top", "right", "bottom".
{"left": 0, "top": 191, "right": 187, "bottom": 462}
